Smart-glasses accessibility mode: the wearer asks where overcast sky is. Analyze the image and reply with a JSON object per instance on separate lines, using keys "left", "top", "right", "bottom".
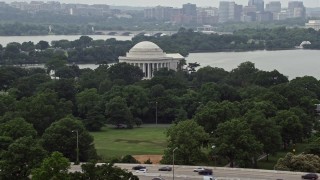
{"left": 3, "top": 0, "right": 320, "bottom": 8}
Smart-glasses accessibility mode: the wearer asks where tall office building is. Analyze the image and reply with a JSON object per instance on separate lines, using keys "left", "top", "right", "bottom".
{"left": 265, "top": 1, "right": 281, "bottom": 13}
{"left": 182, "top": 3, "right": 197, "bottom": 16}
{"left": 219, "top": 1, "right": 236, "bottom": 23}
{"left": 182, "top": 3, "right": 197, "bottom": 23}
{"left": 248, "top": 0, "right": 264, "bottom": 12}
{"left": 288, "top": 1, "right": 305, "bottom": 18}
{"left": 265, "top": 1, "right": 281, "bottom": 20}
{"left": 144, "top": 6, "right": 173, "bottom": 21}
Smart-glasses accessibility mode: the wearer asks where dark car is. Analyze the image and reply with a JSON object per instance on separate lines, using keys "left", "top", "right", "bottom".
{"left": 198, "top": 169, "right": 213, "bottom": 175}
{"left": 302, "top": 173, "right": 318, "bottom": 180}
{"left": 158, "top": 166, "right": 172, "bottom": 171}
{"left": 132, "top": 165, "right": 146, "bottom": 170}
{"left": 152, "top": 177, "right": 165, "bottom": 180}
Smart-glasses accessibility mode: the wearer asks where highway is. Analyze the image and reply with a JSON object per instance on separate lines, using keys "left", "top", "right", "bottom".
{"left": 70, "top": 163, "right": 309, "bottom": 180}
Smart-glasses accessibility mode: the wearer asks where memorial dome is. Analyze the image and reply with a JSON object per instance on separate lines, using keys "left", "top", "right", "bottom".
{"left": 126, "top": 41, "right": 166, "bottom": 58}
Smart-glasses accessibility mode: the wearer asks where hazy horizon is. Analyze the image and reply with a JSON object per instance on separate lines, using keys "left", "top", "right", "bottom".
{"left": 2, "top": 0, "right": 320, "bottom": 8}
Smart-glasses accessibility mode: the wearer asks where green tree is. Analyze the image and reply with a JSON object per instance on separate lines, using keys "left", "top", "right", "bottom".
{"left": 194, "top": 101, "right": 240, "bottom": 132}
{"left": 105, "top": 96, "right": 133, "bottom": 128}
{"left": 36, "top": 40, "right": 50, "bottom": 50}
{"left": 0, "top": 93, "right": 16, "bottom": 116}
{"left": 0, "top": 117, "right": 37, "bottom": 140}
{"left": 69, "top": 163, "right": 138, "bottom": 180}
{"left": 107, "top": 62, "right": 143, "bottom": 85}
{"left": 244, "top": 110, "right": 282, "bottom": 161}
{"left": 196, "top": 66, "right": 229, "bottom": 84}
{"left": 45, "top": 58, "right": 67, "bottom": 74}
{"left": 32, "top": 151, "right": 71, "bottom": 180}
{"left": 16, "top": 89, "right": 73, "bottom": 135}
{"left": 122, "top": 85, "right": 149, "bottom": 121}
{"left": 161, "top": 120, "right": 209, "bottom": 165}
{"left": 41, "top": 116, "right": 97, "bottom": 162}
{"left": 214, "top": 119, "right": 263, "bottom": 167}
{"left": 76, "top": 88, "right": 105, "bottom": 131}
{"left": 272, "top": 110, "right": 303, "bottom": 149}
{"left": 228, "top": 61, "right": 258, "bottom": 86}
{"left": 305, "top": 137, "right": 320, "bottom": 156}
{"left": 0, "top": 136, "right": 47, "bottom": 179}
{"left": 275, "top": 153, "right": 320, "bottom": 173}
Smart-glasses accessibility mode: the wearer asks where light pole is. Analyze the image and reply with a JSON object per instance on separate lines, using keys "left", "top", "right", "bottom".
{"left": 212, "top": 145, "right": 216, "bottom": 168}
{"left": 155, "top": 101, "right": 158, "bottom": 125}
{"left": 172, "top": 147, "right": 178, "bottom": 180}
{"left": 72, "top": 130, "right": 79, "bottom": 165}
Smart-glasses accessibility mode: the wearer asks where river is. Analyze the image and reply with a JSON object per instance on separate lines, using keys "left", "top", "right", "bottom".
{"left": 186, "top": 49, "right": 320, "bottom": 80}
{"left": 1, "top": 35, "right": 319, "bottom": 80}
{"left": 0, "top": 34, "right": 133, "bottom": 46}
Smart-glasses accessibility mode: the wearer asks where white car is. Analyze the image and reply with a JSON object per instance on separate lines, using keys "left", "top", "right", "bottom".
{"left": 193, "top": 167, "right": 205, "bottom": 172}
{"left": 136, "top": 168, "right": 147, "bottom": 173}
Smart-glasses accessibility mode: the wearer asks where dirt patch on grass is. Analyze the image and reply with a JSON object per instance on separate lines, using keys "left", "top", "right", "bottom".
{"left": 133, "top": 155, "right": 163, "bottom": 164}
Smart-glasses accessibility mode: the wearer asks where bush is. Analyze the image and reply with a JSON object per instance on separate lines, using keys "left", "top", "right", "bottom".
{"left": 120, "top": 155, "right": 140, "bottom": 164}
{"left": 144, "top": 158, "right": 152, "bottom": 164}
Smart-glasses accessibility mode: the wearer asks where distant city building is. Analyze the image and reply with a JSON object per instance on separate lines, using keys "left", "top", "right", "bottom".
{"left": 265, "top": 1, "right": 281, "bottom": 20}
{"left": 307, "top": 8, "right": 320, "bottom": 18}
{"left": 288, "top": 1, "right": 305, "bottom": 18}
{"left": 144, "top": 6, "right": 173, "bottom": 21}
{"left": 182, "top": 3, "right": 197, "bottom": 23}
{"left": 273, "top": 10, "right": 288, "bottom": 20}
{"left": 119, "top": 41, "right": 184, "bottom": 79}
{"left": 197, "top": 7, "right": 219, "bottom": 24}
{"left": 248, "top": 0, "right": 264, "bottom": 12}
{"left": 170, "top": 8, "right": 183, "bottom": 23}
{"left": 305, "top": 20, "right": 320, "bottom": 30}
{"left": 256, "top": 11, "right": 273, "bottom": 21}
{"left": 265, "top": 1, "right": 281, "bottom": 13}
{"left": 242, "top": 5, "right": 257, "bottom": 22}
{"left": 182, "top": 3, "right": 197, "bottom": 16}
{"left": 219, "top": 1, "right": 236, "bottom": 23}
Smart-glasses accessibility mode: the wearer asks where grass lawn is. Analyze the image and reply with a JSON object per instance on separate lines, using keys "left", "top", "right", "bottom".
{"left": 91, "top": 124, "right": 169, "bottom": 159}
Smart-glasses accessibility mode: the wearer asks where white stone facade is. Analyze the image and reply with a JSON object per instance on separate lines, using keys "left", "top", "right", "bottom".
{"left": 119, "top": 41, "right": 184, "bottom": 79}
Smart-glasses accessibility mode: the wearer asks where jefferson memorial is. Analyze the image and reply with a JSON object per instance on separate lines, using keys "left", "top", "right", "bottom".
{"left": 119, "top": 41, "right": 184, "bottom": 79}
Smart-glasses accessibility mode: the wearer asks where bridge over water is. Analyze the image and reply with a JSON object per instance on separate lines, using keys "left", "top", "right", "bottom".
{"left": 94, "top": 30, "right": 177, "bottom": 36}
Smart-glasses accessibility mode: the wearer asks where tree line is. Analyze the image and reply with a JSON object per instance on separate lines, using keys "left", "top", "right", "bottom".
{"left": 1, "top": 57, "right": 320, "bottom": 178}
{"left": 1, "top": 27, "right": 319, "bottom": 66}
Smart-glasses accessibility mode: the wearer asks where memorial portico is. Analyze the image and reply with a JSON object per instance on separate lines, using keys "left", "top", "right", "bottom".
{"left": 119, "top": 41, "right": 184, "bottom": 79}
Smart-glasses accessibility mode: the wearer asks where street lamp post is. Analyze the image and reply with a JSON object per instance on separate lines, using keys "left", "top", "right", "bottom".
{"left": 212, "top": 145, "right": 216, "bottom": 168}
{"left": 173, "top": 147, "right": 178, "bottom": 180}
{"left": 72, "top": 130, "right": 79, "bottom": 165}
{"left": 155, "top": 101, "right": 158, "bottom": 125}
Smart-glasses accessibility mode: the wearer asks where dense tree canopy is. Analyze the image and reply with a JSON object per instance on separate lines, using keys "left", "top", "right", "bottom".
{"left": 161, "top": 120, "right": 209, "bottom": 165}
{"left": 41, "top": 117, "right": 97, "bottom": 162}
{"left": 0, "top": 51, "right": 319, "bottom": 172}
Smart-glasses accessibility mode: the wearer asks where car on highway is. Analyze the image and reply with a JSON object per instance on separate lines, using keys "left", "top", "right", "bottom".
{"left": 158, "top": 166, "right": 172, "bottom": 171}
{"left": 203, "top": 175, "right": 215, "bottom": 180}
{"left": 301, "top": 173, "right": 318, "bottom": 180}
{"left": 152, "top": 177, "right": 165, "bottom": 180}
{"left": 198, "top": 169, "right": 213, "bottom": 175}
{"left": 132, "top": 165, "right": 146, "bottom": 170}
{"left": 135, "top": 168, "right": 147, "bottom": 173}
{"left": 193, "top": 167, "right": 206, "bottom": 172}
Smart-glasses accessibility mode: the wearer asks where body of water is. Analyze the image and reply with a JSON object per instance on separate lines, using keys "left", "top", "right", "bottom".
{"left": 1, "top": 34, "right": 319, "bottom": 80}
{"left": 0, "top": 35, "right": 133, "bottom": 46}
{"left": 26, "top": 49, "right": 320, "bottom": 80}
{"left": 186, "top": 49, "right": 320, "bottom": 80}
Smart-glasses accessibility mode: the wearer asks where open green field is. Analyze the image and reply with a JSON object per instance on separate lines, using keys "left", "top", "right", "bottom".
{"left": 91, "top": 125, "right": 169, "bottom": 159}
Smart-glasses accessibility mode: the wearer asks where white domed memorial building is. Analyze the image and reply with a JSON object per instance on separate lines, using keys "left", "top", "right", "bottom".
{"left": 119, "top": 41, "right": 184, "bottom": 79}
